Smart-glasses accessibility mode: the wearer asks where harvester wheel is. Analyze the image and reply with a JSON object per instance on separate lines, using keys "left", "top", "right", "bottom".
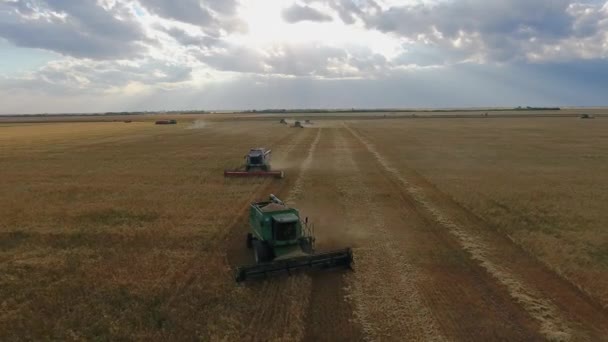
{"left": 246, "top": 233, "right": 253, "bottom": 249}
{"left": 253, "top": 240, "right": 272, "bottom": 264}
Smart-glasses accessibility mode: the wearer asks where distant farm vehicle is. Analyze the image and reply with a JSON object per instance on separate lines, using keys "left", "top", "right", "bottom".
{"left": 304, "top": 120, "right": 313, "bottom": 125}
{"left": 155, "top": 119, "right": 177, "bottom": 125}
{"left": 280, "top": 119, "right": 287, "bottom": 124}
{"left": 224, "top": 148, "right": 284, "bottom": 179}
{"left": 235, "top": 194, "right": 353, "bottom": 282}
{"left": 293, "top": 121, "right": 303, "bottom": 128}
{"left": 580, "top": 114, "right": 594, "bottom": 119}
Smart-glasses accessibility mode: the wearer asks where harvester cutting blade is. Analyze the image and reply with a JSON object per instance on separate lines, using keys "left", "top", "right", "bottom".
{"left": 224, "top": 170, "right": 284, "bottom": 179}
{"left": 235, "top": 248, "right": 353, "bottom": 282}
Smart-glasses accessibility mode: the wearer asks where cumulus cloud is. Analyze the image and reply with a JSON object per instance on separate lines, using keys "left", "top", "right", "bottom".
{"left": 2, "top": 58, "right": 192, "bottom": 95}
{"left": 282, "top": 4, "right": 333, "bottom": 23}
{"left": 160, "top": 26, "right": 220, "bottom": 47}
{"left": 138, "top": 0, "right": 214, "bottom": 26}
{"left": 6, "top": 60, "right": 608, "bottom": 114}
{"left": 1, "top": 0, "right": 608, "bottom": 113}
{"left": 325, "top": 0, "right": 366, "bottom": 24}
{"left": 0, "top": 0, "right": 147, "bottom": 59}
{"left": 198, "top": 42, "right": 389, "bottom": 78}
{"left": 204, "top": 0, "right": 238, "bottom": 15}
{"left": 199, "top": 45, "right": 268, "bottom": 73}
{"left": 368, "top": 0, "right": 575, "bottom": 62}
{"left": 137, "top": 0, "right": 245, "bottom": 36}
{"left": 312, "top": 0, "right": 608, "bottom": 63}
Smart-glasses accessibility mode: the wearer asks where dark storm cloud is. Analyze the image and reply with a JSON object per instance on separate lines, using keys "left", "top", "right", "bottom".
{"left": 282, "top": 4, "right": 333, "bottom": 23}
{"left": 0, "top": 0, "right": 147, "bottom": 59}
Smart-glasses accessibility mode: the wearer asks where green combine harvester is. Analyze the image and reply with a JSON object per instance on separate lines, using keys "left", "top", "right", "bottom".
{"left": 235, "top": 194, "right": 353, "bottom": 282}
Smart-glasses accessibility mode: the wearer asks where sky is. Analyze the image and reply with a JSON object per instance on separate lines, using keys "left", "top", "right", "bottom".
{"left": 0, "top": 0, "right": 607, "bottom": 114}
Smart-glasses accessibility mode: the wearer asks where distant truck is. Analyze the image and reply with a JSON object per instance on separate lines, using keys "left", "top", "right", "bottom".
{"left": 155, "top": 119, "right": 177, "bottom": 125}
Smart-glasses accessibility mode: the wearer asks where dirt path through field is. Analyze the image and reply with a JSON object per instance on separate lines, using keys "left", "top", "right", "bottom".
{"left": 292, "top": 126, "right": 542, "bottom": 341}
{"left": 345, "top": 123, "right": 608, "bottom": 341}
{"left": 292, "top": 128, "right": 364, "bottom": 341}
{"left": 303, "top": 127, "right": 447, "bottom": 341}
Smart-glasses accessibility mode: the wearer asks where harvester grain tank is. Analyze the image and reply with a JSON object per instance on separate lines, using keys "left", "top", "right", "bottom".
{"left": 235, "top": 194, "right": 353, "bottom": 282}
{"left": 224, "top": 148, "right": 284, "bottom": 178}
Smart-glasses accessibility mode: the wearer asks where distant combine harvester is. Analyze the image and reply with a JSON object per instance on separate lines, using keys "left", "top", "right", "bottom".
{"left": 155, "top": 119, "right": 177, "bottom": 125}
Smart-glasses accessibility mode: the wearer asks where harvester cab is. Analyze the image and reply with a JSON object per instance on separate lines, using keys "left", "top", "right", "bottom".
{"left": 235, "top": 194, "right": 353, "bottom": 282}
{"left": 224, "top": 148, "right": 284, "bottom": 178}
{"left": 245, "top": 148, "right": 270, "bottom": 171}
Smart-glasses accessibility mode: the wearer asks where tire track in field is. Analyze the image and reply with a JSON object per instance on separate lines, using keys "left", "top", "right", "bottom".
{"left": 296, "top": 128, "right": 363, "bottom": 342}
{"left": 343, "top": 127, "right": 545, "bottom": 340}
{"left": 240, "top": 128, "right": 322, "bottom": 342}
{"left": 332, "top": 129, "right": 446, "bottom": 341}
{"left": 285, "top": 128, "right": 322, "bottom": 205}
{"left": 344, "top": 124, "right": 574, "bottom": 341}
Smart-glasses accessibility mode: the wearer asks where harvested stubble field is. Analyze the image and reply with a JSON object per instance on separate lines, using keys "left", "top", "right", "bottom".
{"left": 1, "top": 112, "right": 607, "bottom": 341}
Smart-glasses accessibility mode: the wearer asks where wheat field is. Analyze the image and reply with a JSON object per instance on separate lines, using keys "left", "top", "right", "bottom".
{"left": 1, "top": 113, "right": 607, "bottom": 340}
